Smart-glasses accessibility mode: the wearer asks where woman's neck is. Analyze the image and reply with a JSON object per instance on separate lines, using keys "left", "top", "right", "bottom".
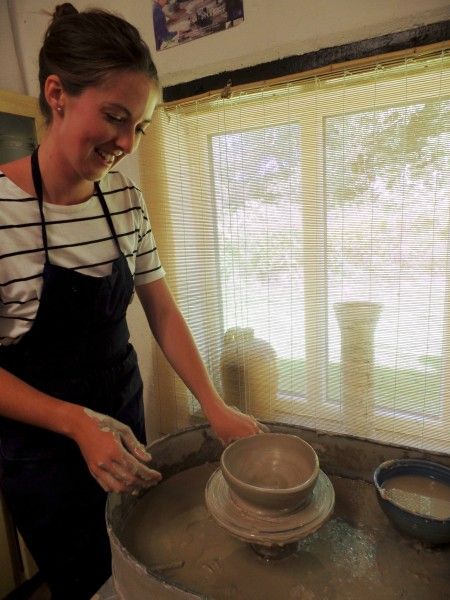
{"left": 37, "top": 137, "right": 95, "bottom": 205}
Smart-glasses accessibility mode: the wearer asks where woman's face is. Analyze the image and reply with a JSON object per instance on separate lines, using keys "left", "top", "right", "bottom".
{"left": 53, "top": 70, "right": 159, "bottom": 183}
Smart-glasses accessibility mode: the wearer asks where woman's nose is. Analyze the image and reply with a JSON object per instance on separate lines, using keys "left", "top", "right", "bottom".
{"left": 116, "top": 127, "right": 136, "bottom": 155}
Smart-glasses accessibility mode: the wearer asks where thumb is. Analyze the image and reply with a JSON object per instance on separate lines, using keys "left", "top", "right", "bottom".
{"left": 120, "top": 429, "right": 152, "bottom": 462}
{"left": 258, "top": 422, "right": 271, "bottom": 433}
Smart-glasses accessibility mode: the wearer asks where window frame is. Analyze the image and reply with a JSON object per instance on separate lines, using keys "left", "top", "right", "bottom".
{"left": 149, "top": 54, "right": 450, "bottom": 451}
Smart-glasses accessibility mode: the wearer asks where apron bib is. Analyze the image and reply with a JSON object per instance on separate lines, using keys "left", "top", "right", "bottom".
{"left": 0, "top": 148, "right": 145, "bottom": 598}
{"left": 0, "top": 147, "right": 145, "bottom": 458}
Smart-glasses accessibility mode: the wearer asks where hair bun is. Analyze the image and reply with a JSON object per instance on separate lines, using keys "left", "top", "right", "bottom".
{"left": 53, "top": 3, "right": 78, "bottom": 19}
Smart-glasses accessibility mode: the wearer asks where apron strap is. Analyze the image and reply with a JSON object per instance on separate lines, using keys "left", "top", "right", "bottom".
{"left": 30, "top": 147, "right": 123, "bottom": 260}
{"left": 95, "top": 181, "right": 122, "bottom": 255}
{"left": 31, "top": 147, "right": 50, "bottom": 264}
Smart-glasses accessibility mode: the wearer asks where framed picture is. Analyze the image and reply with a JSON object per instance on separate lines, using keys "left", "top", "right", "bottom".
{"left": 153, "top": 0, "right": 245, "bottom": 51}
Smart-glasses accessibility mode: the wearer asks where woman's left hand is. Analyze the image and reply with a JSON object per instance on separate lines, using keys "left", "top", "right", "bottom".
{"left": 137, "top": 280, "right": 268, "bottom": 446}
{"left": 206, "top": 402, "right": 268, "bottom": 446}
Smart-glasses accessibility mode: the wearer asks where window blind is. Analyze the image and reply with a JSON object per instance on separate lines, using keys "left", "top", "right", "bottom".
{"left": 139, "top": 47, "right": 450, "bottom": 453}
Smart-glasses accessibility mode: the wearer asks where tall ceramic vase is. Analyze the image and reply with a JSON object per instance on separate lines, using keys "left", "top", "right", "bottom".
{"left": 220, "top": 327, "right": 278, "bottom": 419}
{"left": 334, "top": 301, "right": 382, "bottom": 436}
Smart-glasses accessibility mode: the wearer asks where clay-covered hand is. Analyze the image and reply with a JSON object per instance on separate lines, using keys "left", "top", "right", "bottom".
{"left": 207, "top": 402, "right": 269, "bottom": 446}
{"left": 74, "top": 408, "right": 162, "bottom": 495}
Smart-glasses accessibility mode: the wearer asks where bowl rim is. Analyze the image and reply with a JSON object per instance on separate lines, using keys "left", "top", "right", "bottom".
{"left": 373, "top": 458, "right": 450, "bottom": 523}
{"left": 221, "top": 432, "right": 320, "bottom": 496}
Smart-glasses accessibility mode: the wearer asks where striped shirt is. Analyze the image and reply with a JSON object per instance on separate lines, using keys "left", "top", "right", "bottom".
{"left": 0, "top": 170, "right": 165, "bottom": 346}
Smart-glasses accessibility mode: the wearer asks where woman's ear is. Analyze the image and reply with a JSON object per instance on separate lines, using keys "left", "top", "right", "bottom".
{"left": 44, "top": 74, "right": 66, "bottom": 115}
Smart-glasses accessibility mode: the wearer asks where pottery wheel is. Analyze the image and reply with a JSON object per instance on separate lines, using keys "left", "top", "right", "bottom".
{"left": 205, "top": 468, "right": 335, "bottom": 547}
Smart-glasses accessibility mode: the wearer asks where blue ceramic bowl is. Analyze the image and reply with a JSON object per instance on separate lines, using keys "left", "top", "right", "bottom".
{"left": 374, "top": 459, "right": 450, "bottom": 545}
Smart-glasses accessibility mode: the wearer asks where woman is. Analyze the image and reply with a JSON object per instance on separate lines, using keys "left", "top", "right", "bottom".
{"left": 0, "top": 4, "right": 263, "bottom": 598}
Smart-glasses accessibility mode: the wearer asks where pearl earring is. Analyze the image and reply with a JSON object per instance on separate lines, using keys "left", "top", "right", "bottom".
{"left": 56, "top": 106, "right": 63, "bottom": 113}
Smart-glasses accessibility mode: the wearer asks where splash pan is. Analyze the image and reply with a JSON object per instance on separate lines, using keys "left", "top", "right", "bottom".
{"left": 106, "top": 424, "right": 450, "bottom": 600}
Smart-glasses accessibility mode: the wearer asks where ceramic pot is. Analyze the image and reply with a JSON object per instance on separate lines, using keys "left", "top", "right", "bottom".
{"left": 221, "top": 433, "right": 320, "bottom": 513}
{"left": 220, "top": 327, "right": 278, "bottom": 417}
{"left": 334, "top": 302, "right": 382, "bottom": 435}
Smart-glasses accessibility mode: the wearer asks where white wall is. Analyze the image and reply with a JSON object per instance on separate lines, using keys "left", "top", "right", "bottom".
{"left": 0, "top": 2, "right": 25, "bottom": 93}
{"left": 4, "top": 0, "right": 450, "bottom": 93}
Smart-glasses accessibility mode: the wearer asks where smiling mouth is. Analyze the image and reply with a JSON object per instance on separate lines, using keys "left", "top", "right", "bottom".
{"left": 95, "top": 148, "right": 124, "bottom": 165}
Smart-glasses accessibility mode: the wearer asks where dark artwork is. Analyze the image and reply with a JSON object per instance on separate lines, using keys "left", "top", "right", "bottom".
{"left": 153, "top": 0, "right": 245, "bottom": 51}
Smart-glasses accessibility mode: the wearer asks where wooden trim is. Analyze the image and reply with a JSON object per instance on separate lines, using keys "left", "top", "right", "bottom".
{"left": 163, "top": 40, "right": 450, "bottom": 108}
{"left": 162, "top": 20, "right": 450, "bottom": 104}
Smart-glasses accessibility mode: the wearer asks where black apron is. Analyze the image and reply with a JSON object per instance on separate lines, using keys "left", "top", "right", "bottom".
{"left": 0, "top": 148, "right": 145, "bottom": 599}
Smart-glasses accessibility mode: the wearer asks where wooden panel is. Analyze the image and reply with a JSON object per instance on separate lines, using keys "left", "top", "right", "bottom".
{"left": 0, "top": 88, "right": 44, "bottom": 140}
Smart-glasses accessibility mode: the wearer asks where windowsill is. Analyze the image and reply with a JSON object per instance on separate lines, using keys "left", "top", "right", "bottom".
{"left": 188, "top": 411, "right": 450, "bottom": 486}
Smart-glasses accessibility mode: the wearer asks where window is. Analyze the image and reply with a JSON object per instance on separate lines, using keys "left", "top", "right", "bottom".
{"left": 326, "top": 100, "right": 450, "bottom": 435}
{"left": 211, "top": 124, "right": 304, "bottom": 398}
{"left": 140, "top": 48, "right": 450, "bottom": 452}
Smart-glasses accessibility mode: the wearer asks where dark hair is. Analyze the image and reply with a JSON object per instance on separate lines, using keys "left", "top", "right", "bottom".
{"left": 39, "top": 3, "right": 158, "bottom": 123}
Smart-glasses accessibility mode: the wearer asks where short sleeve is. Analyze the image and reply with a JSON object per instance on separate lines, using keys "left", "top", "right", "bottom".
{"left": 134, "top": 190, "right": 165, "bottom": 286}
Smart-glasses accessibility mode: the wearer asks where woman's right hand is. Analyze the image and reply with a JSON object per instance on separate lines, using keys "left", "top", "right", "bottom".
{"left": 73, "top": 408, "right": 162, "bottom": 495}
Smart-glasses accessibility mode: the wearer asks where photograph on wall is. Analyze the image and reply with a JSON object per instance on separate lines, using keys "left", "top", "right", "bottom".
{"left": 153, "top": 0, "right": 244, "bottom": 51}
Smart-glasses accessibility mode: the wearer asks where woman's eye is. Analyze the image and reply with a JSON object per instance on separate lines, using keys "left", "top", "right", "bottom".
{"left": 136, "top": 126, "right": 147, "bottom": 136}
{"left": 106, "top": 114, "right": 124, "bottom": 123}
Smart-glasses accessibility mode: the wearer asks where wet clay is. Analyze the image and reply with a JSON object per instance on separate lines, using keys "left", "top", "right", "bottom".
{"left": 220, "top": 434, "right": 319, "bottom": 513}
{"left": 382, "top": 474, "right": 450, "bottom": 519}
{"left": 118, "top": 463, "right": 450, "bottom": 600}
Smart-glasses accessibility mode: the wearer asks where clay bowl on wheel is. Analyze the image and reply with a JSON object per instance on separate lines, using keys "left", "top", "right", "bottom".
{"left": 374, "top": 458, "right": 450, "bottom": 545}
{"left": 221, "top": 433, "right": 319, "bottom": 514}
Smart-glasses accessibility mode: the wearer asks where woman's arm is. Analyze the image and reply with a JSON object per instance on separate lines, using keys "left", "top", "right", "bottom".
{"left": 0, "top": 367, "right": 161, "bottom": 492}
{"left": 136, "top": 277, "right": 263, "bottom": 443}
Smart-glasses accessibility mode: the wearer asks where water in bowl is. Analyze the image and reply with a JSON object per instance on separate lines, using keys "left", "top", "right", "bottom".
{"left": 381, "top": 474, "right": 450, "bottom": 520}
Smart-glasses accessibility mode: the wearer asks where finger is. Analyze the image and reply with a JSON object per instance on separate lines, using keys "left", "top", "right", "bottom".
{"left": 134, "top": 464, "right": 162, "bottom": 485}
{"left": 95, "top": 460, "right": 155, "bottom": 494}
{"left": 93, "top": 467, "right": 125, "bottom": 494}
{"left": 123, "top": 475, "right": 160, "bottom": 496}
{"left": 109, "top": 461, "right": 138, "bottom": 485}
{"left": 258, "top": 422, "right": 270, "bottom": 433}
{"left": 132, "top": 445, "right": 152, "bottom": 462}
{"left": 120, "top": 429, "right": 152, "bottom": 462}
{"left": 115, "top": 453, "right": 162, "bottom": 485}
{"left": 244, "top": 414, "right": 267, "bottom": 434}
{"left": 121, "top": 463, "right": 161, "bottom": 487}
{"left": 240, "top": 418, "right": 260, "bottom": 436}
